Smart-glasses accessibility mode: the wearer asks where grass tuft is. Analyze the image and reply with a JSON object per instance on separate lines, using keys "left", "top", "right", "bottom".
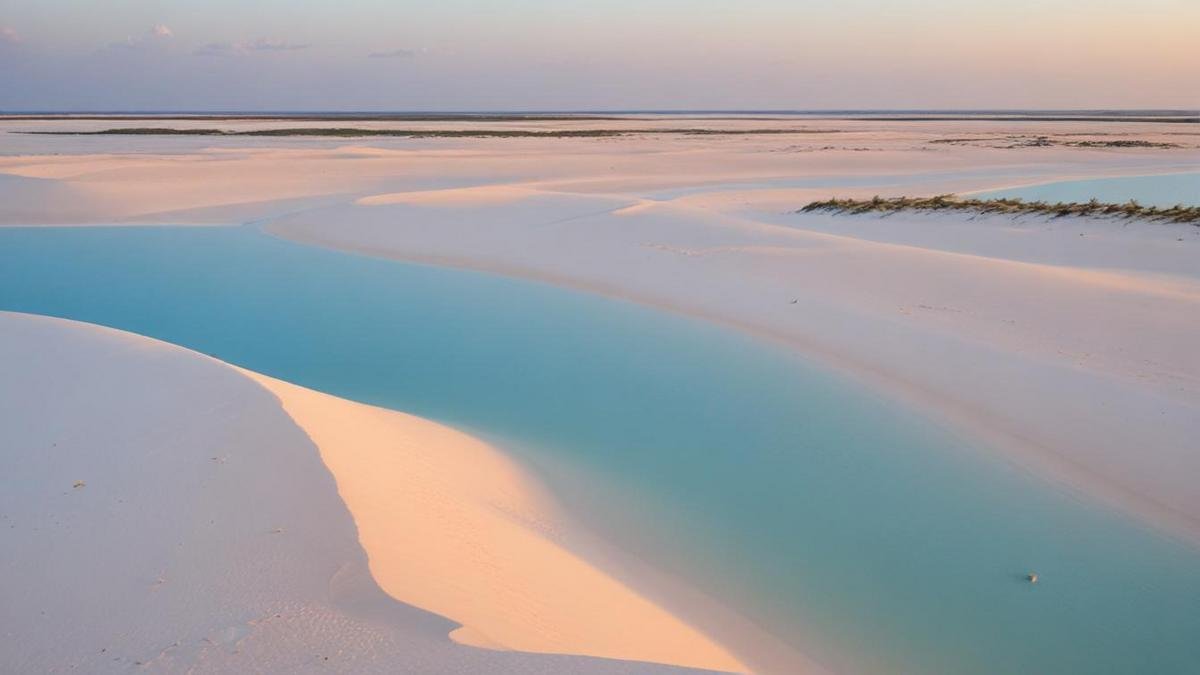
{"left": 798, "top": 195, "right": 1200, "bottom": 225}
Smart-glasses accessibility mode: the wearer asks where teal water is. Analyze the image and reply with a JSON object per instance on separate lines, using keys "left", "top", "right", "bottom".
{"left": 2, "top": 226, "right": 1198, "bottom": 674}
{"left": 974, "top": 172, "right": 1200, "bottom": 207}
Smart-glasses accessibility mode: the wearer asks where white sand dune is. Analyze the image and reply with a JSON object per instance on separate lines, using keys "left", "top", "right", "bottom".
{"left": 238, "top": 369, "right": 749, "bottom": 672}
{"left": 0, "top": 312, "right": 747, "bottom": 674}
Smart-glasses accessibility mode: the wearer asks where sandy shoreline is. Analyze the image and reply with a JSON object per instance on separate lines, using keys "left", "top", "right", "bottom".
{"left": 2, "top": 117, "right": 1198, "bottom": 671}
{"left": 0, "top": 311, "right": 749, "bottom": 674}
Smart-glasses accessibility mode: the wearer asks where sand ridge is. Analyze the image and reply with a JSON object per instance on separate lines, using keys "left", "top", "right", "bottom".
{"left": 237, "top": 368, "right": 751, "bottom": 673}
{"left": 0, "top": 311, "right": 751, "bottom": 673}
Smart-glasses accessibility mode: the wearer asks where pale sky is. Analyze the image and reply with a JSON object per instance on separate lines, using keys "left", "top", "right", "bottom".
{"left": 1, "top": 0, "right": 1197, "bottom": 111}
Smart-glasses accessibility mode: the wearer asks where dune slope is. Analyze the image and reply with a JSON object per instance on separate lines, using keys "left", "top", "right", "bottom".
{"left": 0, "top": 312, "right": 742, "bottom": 674}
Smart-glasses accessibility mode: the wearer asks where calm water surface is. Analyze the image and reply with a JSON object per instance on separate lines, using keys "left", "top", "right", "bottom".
{"left": 2, "top": 225, "right": 1198, "bottom": 674}
{"left": 975, "top": 171, "right": 1200, "bottom": 207}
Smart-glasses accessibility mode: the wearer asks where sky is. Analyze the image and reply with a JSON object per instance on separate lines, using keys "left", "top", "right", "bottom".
{"left": 1, "top": 0, "right": 1197, "bottom": 111}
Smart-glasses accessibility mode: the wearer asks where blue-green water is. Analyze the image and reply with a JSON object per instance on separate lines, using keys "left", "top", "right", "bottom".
{"left": 2, "top": 226, "right": 1198, "bottom": 674}
{"left": 975, "top": 172, "right": 1200, "bottom": 207}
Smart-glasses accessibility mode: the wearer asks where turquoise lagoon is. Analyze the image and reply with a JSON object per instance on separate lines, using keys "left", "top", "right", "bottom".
{"left": 1, "top": 225, "right": 1198, "bottom": 674}
{"left": 974, "top": 171, "right": 1200, "bottom": 207}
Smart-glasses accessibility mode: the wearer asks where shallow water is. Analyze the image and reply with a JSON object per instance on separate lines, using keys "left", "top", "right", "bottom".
{"left": 2, "top": 225, "right": 1198, "bottom": 674}
{"left": 974, "top": 171, "right": 1200, "bottom": 207}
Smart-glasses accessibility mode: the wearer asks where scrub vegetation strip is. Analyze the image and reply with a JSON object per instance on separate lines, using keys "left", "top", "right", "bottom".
{"left": 799, "top": 195, "right": 1200, "bottom": 224}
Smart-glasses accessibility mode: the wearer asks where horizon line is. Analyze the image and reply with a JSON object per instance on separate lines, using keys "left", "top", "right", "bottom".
{"left": 3, "top": 108, "right": 1199, "bottom": 116}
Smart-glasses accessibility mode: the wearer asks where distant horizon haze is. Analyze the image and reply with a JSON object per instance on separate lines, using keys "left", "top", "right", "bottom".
{"left": 1, "top": 0, "right": 1197, "bottom": 110}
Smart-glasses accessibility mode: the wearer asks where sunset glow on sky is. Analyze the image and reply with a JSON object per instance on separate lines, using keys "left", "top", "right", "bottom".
{"left": 2, "top": 0, "right": 1197, "bottom": 110}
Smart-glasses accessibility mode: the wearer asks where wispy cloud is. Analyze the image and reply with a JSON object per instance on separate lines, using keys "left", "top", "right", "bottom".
{"left": 194, "top": 38, "right": 309, "bottom": 56}
{"left": 369, "top": 48, "right": 417, "bottom": 59}
{"left": 0, "top": 26, "right": 20, "bottom": 44}
{"left": 107, "top": 24, "right": 174, "bottom": 51}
